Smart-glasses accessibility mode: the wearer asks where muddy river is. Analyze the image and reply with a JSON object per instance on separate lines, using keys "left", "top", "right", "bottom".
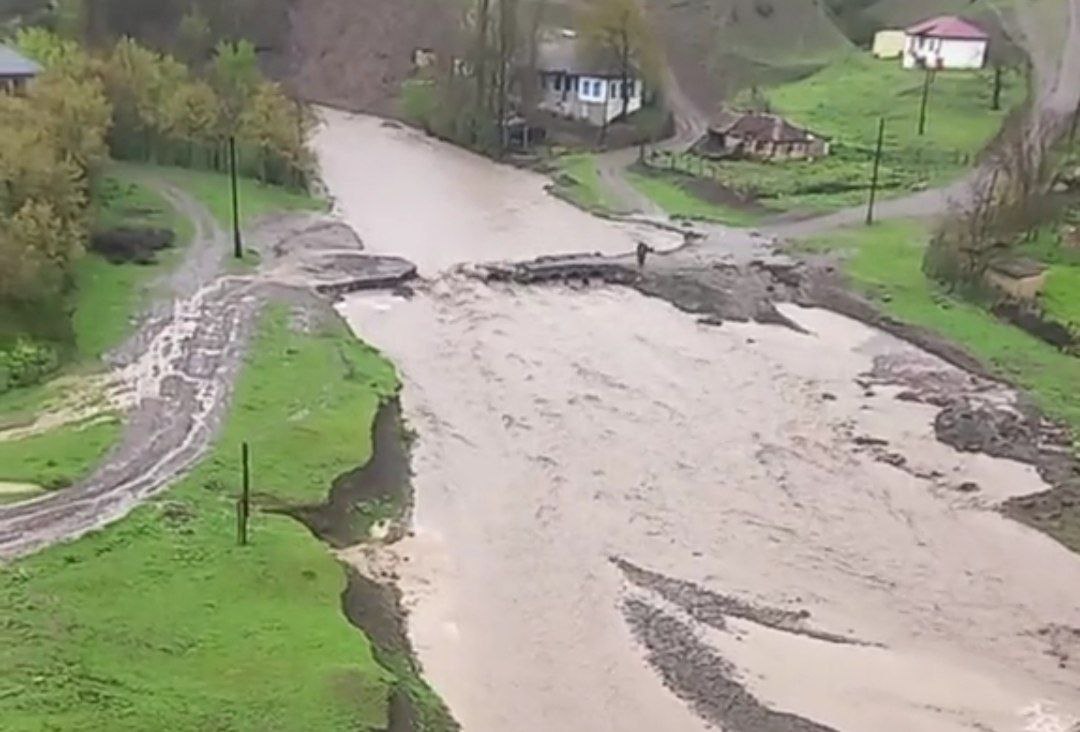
{"left": 314, "top": 108, "right": 1080, "bottom": 732}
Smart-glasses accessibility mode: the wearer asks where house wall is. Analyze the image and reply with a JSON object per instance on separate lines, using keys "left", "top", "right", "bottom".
{"left": 986, "top": 270, "right": 1047, "bottom": 300}
{"left": 873, "top": 30, "right": 906, "bottom": 59}
{"left": 721, "top": 134, "right": 829, "bottom": 161}
{"left": 536, "top": 72, "right": 641, "bottom": 126}
{"left": 0, "top": 75, "right": 30, "bottom": 95}
{"left": 902, "top": 35, "right": 987, "bottom": 70}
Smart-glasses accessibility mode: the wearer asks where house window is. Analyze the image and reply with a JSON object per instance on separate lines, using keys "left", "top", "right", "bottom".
{"left": 610, "top": 81, "right": 618, "bottom": 98}
{"left": 554, "top": 75, "right": 562, "bottom": 92}
{"left": 592, "top": 80, "right": 602, "bottom": 97}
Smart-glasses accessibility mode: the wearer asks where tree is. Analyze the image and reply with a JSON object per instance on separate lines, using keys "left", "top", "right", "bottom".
{"left": 28, "top": 70, "right": 111, "bottom": 177}
{"left": 16, "top": 26, "right": 97, "bottom": 82}
{"left": 175, "top": 4, "right": 213, "bottom": 68}
{"left": 211, "top": 39, "right": 259, "bottom": 135}
{"left": 579, "top": 0, "right": 657, "bottom": 120}
{"left": 0, "top": 111, "right": 88, "bottom": 303}
{"left": 239, "top": 81, "right": 312, "bottom": 184}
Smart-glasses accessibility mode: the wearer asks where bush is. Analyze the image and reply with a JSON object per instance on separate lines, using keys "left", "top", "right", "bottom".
{"left": 0, "top": 338, "right": 60, "bottom": 394}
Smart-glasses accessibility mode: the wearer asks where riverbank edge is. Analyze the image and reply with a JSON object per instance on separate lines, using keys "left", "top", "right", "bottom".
{"left": 280, "top": 398, "right": 459, "bottom": 732}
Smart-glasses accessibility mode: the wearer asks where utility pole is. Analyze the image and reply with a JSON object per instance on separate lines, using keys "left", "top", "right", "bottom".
{"left": 918, "top": 67, "right": 933, "bottom": 136}
{"left": 229, "top": 136, "right": 242, "bottom": 259}
{"left": 866, "top": 117, "right": 886, "bottom": 226}
{"left": 237, "top": 441, "right": 251, "bottom": 546}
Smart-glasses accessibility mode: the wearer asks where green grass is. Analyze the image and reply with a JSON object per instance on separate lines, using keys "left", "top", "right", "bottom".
{"left": 137, "top": 163, "right": 325, "bottom": 228}
{"left": 1043, "top": 264, "right": 1080, "bottom": 327}
{"left": 625, "top": 167, "right": 766, "bottom": 226}
{"left": 0, "top": 306, "right": 416, "bottom": 731}
{"left": 1014, "top": 221, "right": 1080, "bottom": 328}
{"left": 552, "top": 154, "right": 620, "bottom": 214}
{"left": 0, "top": 417, "right": 121, "bottom": 491}
{"left": 802, "top": 220, "right": 1080, "bottom": 427}
{"left": 763, "top": 54, "right": 1023, "bottom": 167}
{"left": 74, "top": 173, "right": 193, "bottom": 360}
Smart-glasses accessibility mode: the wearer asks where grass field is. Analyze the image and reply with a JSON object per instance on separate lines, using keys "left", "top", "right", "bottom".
{"left": 0, "top": 307, "right": 430, "bottom": 731}
{"left": 551, "top": 154, "right": 621, "bottom": 214}
{"left": 143, "top": 164, "right": 324, "bottom": 228}
{"left": 0, "top": 417, "right": 121, "bottom": 492}
{"left": 73, "top": 175, "right": 195, "bottom": 360}
{"left": 625, "top": 167, "right": 766, "bottom": 225}
{"left": 800, "top": 221, "right": 1080, "bottom": 428}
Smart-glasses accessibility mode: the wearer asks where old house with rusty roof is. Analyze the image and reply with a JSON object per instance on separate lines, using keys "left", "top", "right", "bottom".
{"left": 534, "top": 29, "right": 643, "bottom": 127}
{"left": 693, "top": 111, "right": 829, "bottom": 161}
{"left": 0, "top": 43, "right": 40, "bottom": 95}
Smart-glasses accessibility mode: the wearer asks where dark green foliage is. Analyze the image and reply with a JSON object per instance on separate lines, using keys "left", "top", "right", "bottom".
{"left": 0, "top": 338, "right": 60, "bottom": 394}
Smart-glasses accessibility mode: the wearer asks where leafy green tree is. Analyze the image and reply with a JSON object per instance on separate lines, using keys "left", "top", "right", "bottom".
{"left": 16, "top": 26, "right": 96, "bottom": 81}
{"left": 211, "top": 39, "right": 259, "bottom": 135}
{"left": 28, "top": 70, "right": 111, "bottom": 176}
{"left": 175, "top": 4, "right": 213, "bottom": 68}
{"left": 239, "top": 81, "right": 312, "bottom": 184}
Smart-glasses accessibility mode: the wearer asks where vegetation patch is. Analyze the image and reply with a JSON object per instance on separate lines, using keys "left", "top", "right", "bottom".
{"left": 550, "top": 154, "right": 621, "bottom": 215}
{"left": 0, "top": 416, "right": 121, "bottom": 491}
{"left": 626, "top": 165, "right": 766, "bottom": 226}
{"left": 72, "top": 173, "right": 192, "bottom": 361}
{"left": 144, "top": 163, "right": 324, "bottom": 228}
{"left": 0, "top": 306, "right": 450, "bottom": 731}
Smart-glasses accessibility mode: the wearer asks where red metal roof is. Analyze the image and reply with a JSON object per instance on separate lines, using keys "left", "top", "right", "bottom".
{"left": 905, "top": 15, "right": 989, "bottom": 40}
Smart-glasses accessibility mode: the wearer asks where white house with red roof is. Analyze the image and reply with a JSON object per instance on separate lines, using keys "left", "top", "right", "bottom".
{"left": 902, "top": 15, "right": 989, "bottom": 70}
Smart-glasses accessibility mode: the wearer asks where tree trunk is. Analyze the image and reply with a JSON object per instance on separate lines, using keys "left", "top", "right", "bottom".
{"left": 474, "top": 0, "right": 491, "bottom": 144}
{"left": 620, "top": 23, "right": 630, "bottom": 119}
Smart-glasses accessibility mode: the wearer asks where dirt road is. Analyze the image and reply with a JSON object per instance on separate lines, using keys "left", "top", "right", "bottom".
{"left": 320, "top": 112, "right": 1080, "bottom": 732}
{"left": 0, "top": 182, "right": 412, "bottom": 560}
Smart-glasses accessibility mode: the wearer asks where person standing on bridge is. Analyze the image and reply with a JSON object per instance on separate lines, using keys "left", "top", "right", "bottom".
{"left": 636, "top": 241, "right": 653, "bottom": 269}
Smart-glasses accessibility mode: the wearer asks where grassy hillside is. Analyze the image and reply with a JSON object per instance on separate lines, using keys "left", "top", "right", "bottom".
{"left": 641, "top": 0, "right": 854, "bottom": 112}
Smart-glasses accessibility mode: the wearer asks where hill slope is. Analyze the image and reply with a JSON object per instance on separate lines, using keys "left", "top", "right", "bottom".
{"left": 640, "top": 0, "right": 854, "bottom": 114}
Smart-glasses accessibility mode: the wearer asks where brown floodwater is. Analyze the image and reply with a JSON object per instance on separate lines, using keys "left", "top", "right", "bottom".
{"left": 315, "top": 109, "right": 1080, "bottom": 732}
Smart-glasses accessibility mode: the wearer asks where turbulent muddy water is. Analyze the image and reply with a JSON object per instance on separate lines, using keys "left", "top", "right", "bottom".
{"left": 317, "top": 111, "right": 1080, "bottom": 732}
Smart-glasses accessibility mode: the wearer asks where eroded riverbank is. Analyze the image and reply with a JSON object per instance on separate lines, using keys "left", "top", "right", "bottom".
{"left": 318, "top": 111, "right": 1080, "bottom": 731}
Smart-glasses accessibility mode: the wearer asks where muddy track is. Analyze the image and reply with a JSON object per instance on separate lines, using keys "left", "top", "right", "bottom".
{"left": 0, "top": 186, "right": 416, "bottom": 561}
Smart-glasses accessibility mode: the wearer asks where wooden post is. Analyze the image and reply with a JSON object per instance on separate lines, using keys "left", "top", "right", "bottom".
{"left": 237, "top": 441, "right": 251, "bottom": 546}
{"left": 991, "top": 65, "right": 1003, "bottom": 111}
{"left": 229, "top": 136, "right": 242, "bottom": 260}
{"left": 918, "top": 67, "right": 932, "bottom": 136}
{"left": 866, "top": 117, "right": 886, "bottom": 226}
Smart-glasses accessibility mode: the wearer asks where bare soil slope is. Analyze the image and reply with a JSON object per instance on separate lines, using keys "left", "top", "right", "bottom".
{"left": 288, "top": 0, "right": 461, "bottom": 115}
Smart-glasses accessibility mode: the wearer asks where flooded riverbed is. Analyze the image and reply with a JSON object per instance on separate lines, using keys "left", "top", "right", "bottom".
{"left": 317, "top": 111, "right": 1080, "bottom": 731}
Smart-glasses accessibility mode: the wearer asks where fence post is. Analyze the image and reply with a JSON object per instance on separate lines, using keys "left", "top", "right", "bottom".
{"left": 866, "top": 117, "right": 886, "bottom": 226}
{"left": 237, "top": 442, "right": 251, "bottom": 546}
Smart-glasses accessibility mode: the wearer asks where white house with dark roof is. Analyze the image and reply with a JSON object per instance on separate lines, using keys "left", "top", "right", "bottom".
{"left": 534, "top": 29, "right": 643, "bottom": 126}
{"left": 902, "top": 16, "right": 989, "bottom": 70}
{"left": 0, "top": 43, "right": 40, "bottom": 94}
